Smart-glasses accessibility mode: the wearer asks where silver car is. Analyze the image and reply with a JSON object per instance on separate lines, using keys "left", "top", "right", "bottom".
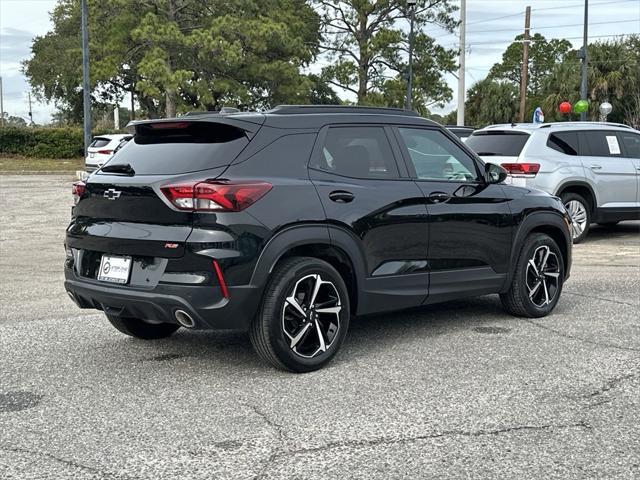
{"left": 466, "top": 122, "right": 640, "bottom": 243}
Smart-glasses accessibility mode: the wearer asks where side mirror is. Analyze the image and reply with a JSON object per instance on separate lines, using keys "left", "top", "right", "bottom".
{"left": 484, "top": 163, "right": 508, "bottom": 184}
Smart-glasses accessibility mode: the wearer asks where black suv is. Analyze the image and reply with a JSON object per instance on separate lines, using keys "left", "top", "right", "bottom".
{"left": 65, "top": 105, "right": 572, "bottom": 372}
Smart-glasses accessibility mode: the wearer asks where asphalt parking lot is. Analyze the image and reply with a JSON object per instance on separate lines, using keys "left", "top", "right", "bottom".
{"left": 1, "top": 174, "right": 639, "bottom": 479}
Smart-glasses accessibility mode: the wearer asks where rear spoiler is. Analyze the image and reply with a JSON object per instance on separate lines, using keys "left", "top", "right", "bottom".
{"left": 125, "top": 114, "right": 266, "bottom": 136}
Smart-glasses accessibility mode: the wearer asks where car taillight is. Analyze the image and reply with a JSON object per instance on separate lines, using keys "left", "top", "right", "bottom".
{"left": 97, "top": 149, "right": 113, "bottom": 155}
{"left": 160, "top": 180, "right": 272, "bottom": 212}
{"left": 72, "top": 181, "right": 86, "bottom": 205}
{"left": 500, "top": 163, "right": 540, "bottom": 176}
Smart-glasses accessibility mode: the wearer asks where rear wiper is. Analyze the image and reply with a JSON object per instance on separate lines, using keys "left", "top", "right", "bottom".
{"left": 475, "top": 152, "right": 501, "bottom": 156}
{"left": 101, "top": 163, "right": 135, "bottom": 175}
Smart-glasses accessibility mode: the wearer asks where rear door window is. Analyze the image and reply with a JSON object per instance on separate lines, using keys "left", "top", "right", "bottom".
{"left": 617, "top": 131, "right": 640, "bottom": 158}
{"left": 578, "top": 130, "right": 623, "bottom": 157}
{"left": 312, "top": 126, "right": 400, "bottom": 179}
{"left": 547, "top": 132, "right": 579, "bottom": 155}
{"left": 100, "top": 122, "right": 249, "bottom": 175}
{"left": 465, "top": 131, "right": 530, "bottom": 157}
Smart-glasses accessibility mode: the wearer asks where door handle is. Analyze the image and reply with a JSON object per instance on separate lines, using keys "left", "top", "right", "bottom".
{"left": 428, "top": 191, "right": 451, "bottom": 203}
{"left": 589, "top": 165, "right": 603, "bottom": 170}
{"left": 329, "top": 190, "right": 355, "bottom": 203}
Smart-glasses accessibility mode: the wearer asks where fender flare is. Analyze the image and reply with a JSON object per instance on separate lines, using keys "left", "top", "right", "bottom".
{"left": 554, "top": 180, "right": 598, "bottom": 210}
{"left": 505, "top": 211, "right": 571, "bottom": 288}
{"left": 249, "top": 224, "right": 368, "bottom": 301}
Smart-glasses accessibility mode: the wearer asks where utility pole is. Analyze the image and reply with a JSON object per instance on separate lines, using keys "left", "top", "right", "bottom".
{"left": 580, "top": 0, "right": 589, "bottom": 121}
{"left": 518, "top": 6, "right": 531, "bottom": 123}
{"left": 456, "top": 0, "right": 466, "bottom": 126}
{"left": 81, "top": 0, "right": 91, "bottom": 155}
{"left": 114, "top": 105, "right": 120, "bottom": 130}
{"left": 0, "top": 76, "right": 4, "bottom": 127}
{"left": 405, "top": 0, "right": 417, "bottom": 111}
{"left": 28, "top": 92, "right": 33, "bottom": 125}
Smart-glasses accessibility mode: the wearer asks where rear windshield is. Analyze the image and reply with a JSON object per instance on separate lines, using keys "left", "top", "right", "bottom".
{"left": 100, "top": 122, "right": 249, "bottom": 175}
{"left": 89, "top": 137, "right": 111, "bottom": 148}
{"left": 465, "top": 131, "right": 530, "bottom": 157}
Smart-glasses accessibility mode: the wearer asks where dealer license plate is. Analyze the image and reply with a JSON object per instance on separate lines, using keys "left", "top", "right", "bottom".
{"left": 97, "top": 255, "right": 132, "bottom": 284}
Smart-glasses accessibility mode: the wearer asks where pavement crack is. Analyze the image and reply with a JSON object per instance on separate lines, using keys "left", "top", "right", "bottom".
{"left": 523, "top": 319, "right": 640, "bottom": 352}
{"left": 271, "top": 421, "right": 591, "bottom": 460}
{"left": 585, "top": 372, "right": 637, "bottom": 401}
{"left": 243, "top": 403, "right": 288, "bottom": 480}
{"left": 0, "top": 445, "right": 134, "bottom": 479}
{"left": 564, "top": 291, "right": 638, "bottom": 308}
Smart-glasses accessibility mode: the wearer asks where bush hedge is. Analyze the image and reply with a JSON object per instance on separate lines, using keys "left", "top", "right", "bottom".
{"left": 0, "top": 127, "right": 123, "bottom": 158}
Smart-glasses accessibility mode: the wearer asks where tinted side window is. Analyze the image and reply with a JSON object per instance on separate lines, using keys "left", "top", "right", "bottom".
{"left": 313, "top": 127, "right": 399, "bottom": 179}
{"left": 398, "top": 128, "right": 479, "bottom": 182}
{"left": 579, "top": 130, "right": 623, "bottom": 157}
{"left": 618, "top": 131, "right": 640, "bottom": 158}
{"left": 547, "top": 132, "right": 579, "bottom": 155}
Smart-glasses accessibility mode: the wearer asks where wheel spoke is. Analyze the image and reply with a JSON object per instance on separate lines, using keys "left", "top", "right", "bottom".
{"left": 529, "top": 280, "right": 542, "bottom": 298}
{"left": 289, "top": 322, "right": 312, "bottom": 349}
{"left": 307, "top": 274, "right": 322, "bottom": 308}
{"left": 316, "top": 305, "right": 342, "bottom": 314}
{"left": 540, "top": 247, "right": 550, "bottom": 270}
{"left": 542, "top": 280, "right": 550, "bottom": 305}
{"left": 314, "top": 319, "right": 326, "bottom": 352}
{"left": 544, "top": 271, "right": 560, "bottom": 278}
{"left": 285, "top": 296, "right": 307, "bottom": 319}
{"left": 528, "top": 259, "right": 539, "bottom": 275}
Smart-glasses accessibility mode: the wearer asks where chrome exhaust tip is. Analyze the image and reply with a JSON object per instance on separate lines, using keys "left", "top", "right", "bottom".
{"left": 174, "top": 309, "right": 195, "bottom": 328}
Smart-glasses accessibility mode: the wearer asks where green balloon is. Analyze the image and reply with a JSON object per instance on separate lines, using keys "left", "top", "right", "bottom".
{"left": 574, "top": 100, "right": 589, "bottom": 113}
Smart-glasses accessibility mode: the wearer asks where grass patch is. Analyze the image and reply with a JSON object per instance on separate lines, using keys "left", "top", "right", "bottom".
{"left": 0, "top": 155, "right": 84, "bottom": 174}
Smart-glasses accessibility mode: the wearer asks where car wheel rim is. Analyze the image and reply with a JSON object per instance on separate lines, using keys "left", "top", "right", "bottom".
{"left": 281, "top": 274, "right": 342, "bottom": 359}
{"left": 565, "top": 200, "right": 587, "bottom": 240}
{"left": 526, "top": 245, "right": 561, "bottom": 308}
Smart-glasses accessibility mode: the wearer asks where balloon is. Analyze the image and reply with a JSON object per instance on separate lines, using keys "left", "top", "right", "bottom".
{"left": 574, "top": 100, "right": 589, "bottom": 113}
{"left": 599, "top": 102, "right": 612, "bottom": 115}
{"left": 559, "top": 101, "right": 572, "bottom": 114}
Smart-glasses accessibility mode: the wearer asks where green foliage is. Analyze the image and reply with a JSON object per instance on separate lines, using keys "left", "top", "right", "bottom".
{"left": 0, "top": 127, "right": 117, "bottom": 158}
{"left": 317, "top": 0, "right": 458, "bottom": 108}
{"left": 465, "top": 79, "right": 519, "bottom": 127}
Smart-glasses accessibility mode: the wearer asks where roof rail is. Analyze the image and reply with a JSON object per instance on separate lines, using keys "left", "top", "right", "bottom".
{"left": 267, "top": 105, "right": 420, "bottom": 117}
{"left": 538, "top": 121, "right": 632, "bottom": 129}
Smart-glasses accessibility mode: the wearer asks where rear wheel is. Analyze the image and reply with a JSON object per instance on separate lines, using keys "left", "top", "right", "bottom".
{"left": 500, "top": 233, "right": 565, "bottom": 318}
{"left": 561, "top": 192, "right": 590, "bottom": 243}
{"left": 249, "top": 257, "right": 350, "bottom": 373}
{"left": 106, "top": 314, "right": 180, "bottom": 339}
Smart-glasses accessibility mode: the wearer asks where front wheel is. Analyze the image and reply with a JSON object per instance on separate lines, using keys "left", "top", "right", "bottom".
{"left": 500, "top": 233, "right": 565, "bottom": 318}
{"left": 249, "top": 257, "right": 350, "bottom": 373}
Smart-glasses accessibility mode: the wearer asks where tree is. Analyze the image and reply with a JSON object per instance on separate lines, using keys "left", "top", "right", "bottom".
{"left": 464, "top": 78, "right": 519, "bottom": 127}
{"left": 1, "top": 114, "right": 28, "bottom": 127}
{"left": 317, "top": 0, "right": 458, "bottom": 109}
{"left": 23, "top": 0, "right": 326, "bottom": 120}
{"left": 488, "top": 33, "right": 571, "bottom": 97}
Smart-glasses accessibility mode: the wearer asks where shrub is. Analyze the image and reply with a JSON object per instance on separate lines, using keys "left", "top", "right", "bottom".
{"left": 0, "top": 127, "right": 123, "bottom": 158}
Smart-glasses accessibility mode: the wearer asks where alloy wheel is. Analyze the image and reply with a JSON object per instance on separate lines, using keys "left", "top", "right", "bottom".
{"left": 526, "top": 245, "right": 561, "bottom": 308}
{"left": 565, "top": 200, "right": 588, "bottom": 240}
{"left": 281, "top": 274, "right": 342, "bottom": 358}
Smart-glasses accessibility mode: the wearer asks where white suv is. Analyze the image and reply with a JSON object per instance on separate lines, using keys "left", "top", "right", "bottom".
{"left": 466, "top": 122, "right": 640, "bottom": 242}
{"left": 85, "top": 134, "right": 132, "bottom": 173}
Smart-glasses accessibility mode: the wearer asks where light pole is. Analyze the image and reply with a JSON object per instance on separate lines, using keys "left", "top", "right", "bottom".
{"left": 81, "top": 0, "right": 91, "bottom": 156}
{"left": 456, "top": 0, "right": 466, "bottom": 126}
{"left": 405, "top": 0, "right": 417, "bottom": 111}
{"left": 579, "top": 0, "right": 589, "bottom": 121}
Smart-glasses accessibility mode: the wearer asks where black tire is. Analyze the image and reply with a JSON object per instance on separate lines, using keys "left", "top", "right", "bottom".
{"left": 561, "top": 192, "right": 591, "bottom": 244}
{"left": 249, "top": 256, "right": 350, "bottom": 373}
{"left": 106, "top": 314, "right": 180, "bottom": 339}
{"left": 500, "top": 233, "right": 565, "bottom": 318}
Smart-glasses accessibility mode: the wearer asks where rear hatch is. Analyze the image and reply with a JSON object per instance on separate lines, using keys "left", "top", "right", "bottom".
{"left": 68, "top": 116, "right": 263, "bottom": 259}
{"left": 465, "top": 130, "right": 530, "bottom": 164}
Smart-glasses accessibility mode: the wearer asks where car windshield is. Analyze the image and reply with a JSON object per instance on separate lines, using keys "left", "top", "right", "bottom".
{"left": 466, "top": 131, "right": 530, "bottom": 156}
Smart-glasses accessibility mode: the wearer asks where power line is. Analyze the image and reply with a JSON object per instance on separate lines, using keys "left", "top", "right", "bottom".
{"left": 440, "top": 32, "right": 638, "bottom": 48}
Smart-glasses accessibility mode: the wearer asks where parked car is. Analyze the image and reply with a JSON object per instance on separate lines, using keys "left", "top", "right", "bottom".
{"left": 466, "top": 122, "right": 640, "bottom": 243}
{"left": 446, "top": 125, "right": 475, "bottom": 141}
{"left": 65, "top": 105, "right": 572, "bottom": 372}
{"left": 85, "top": 134, "right": 133, "bottom": 172}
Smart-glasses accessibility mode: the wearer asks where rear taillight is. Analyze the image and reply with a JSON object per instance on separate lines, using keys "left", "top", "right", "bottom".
{"left": 500, "top": 163, "right": 540, "bottom": 176}
{"left": 72, "top": 181, "right": 86, "bottom": 205}
{"left": 160, "top": 180, "right": 272, "bottom": 212}
{"left": 97, "top": 149, "right": 113, "bottom": 155}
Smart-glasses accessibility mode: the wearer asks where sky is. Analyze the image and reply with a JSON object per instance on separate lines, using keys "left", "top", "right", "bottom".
{"left": 1, "top": 0, "right": 639, "bottom": 123}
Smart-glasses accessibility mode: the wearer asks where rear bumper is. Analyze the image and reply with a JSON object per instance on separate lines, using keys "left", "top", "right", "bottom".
{"left": 64, "top": 271, "right": 261, "bottom": 331}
